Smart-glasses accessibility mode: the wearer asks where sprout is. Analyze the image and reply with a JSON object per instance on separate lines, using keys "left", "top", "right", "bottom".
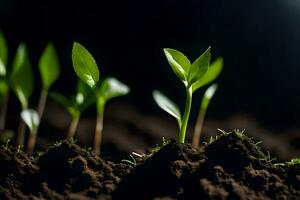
{"left": 192, "top": 57, "right": 223, "bottom": 147}
{"left": 21, "top": 109, "right": 40, "bottom": 154}
{"left": 0, "top": 31, "right": 9, "bottom": 131}
{"left": 192, "top": 84, "right": 218, "bottom": 147}
{"left": 153, "top": 48, "right": 222, "bottom": 144}
{"left": 50, "top": 80, "right": 95, "bottom": 138}
{"left": 38, "top": 43, "right": 60, "bottom": 118}
{"left": 72, "top": 42, "right": 130, "bottom": 154}
{"left": 10, "top": 43, "right": 34, "bottom": 146}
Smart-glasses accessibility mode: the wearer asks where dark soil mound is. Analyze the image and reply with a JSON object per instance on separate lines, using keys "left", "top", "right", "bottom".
{"left": 0, "top": 140, "right": 132, "bottom": 200}
{"left": 1, "top": 131, "right": 300, "bottom": 200}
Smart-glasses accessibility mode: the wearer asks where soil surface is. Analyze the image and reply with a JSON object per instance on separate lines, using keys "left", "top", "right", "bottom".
{"left": 1, "top": 131, "right": 300, "bottom": 200}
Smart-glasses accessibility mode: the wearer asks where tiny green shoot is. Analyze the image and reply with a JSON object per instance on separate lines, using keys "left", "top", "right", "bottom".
{"left": 0, "top": 31, "right": 9, "bottom": 130}
{"left": 192, "top": 57, "right": 223, "bottom": 147}
{"left": 50, "top": 80, "right": 95, "bottom": 138}
{"left": 192, "top": 83, "right": 218, "bottom": 147}
{"left": 153, "top": 47, "right": 217, "bottom": 143}
{"left": 71, "top": 42, "right": 130, "bottom": 155}
{"left": 20, "top": 109, "right": 40, "bottom": 154}
{"left": 38, "top": 43, "right": 60, "bottom": 118}
{"left": 0, "top": 31, "right": 8, "bottom": 77}
{"left": 10, "top": 43, "right": 34, "bottom": 147}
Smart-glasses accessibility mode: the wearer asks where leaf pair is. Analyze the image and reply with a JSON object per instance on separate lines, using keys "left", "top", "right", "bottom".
{"left": 50, "top": 81, "right": 95, "bottom": 118}
{"left": 71, "top": 42, "right": 130, "bottom": 113}
{"left": 164, "top": 47, "right": 223, "bottom": 92}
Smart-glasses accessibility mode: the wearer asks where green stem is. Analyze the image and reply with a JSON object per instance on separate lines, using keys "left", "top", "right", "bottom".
{"left": 16, "top": 105, "right": 27, "bottom": 147}
{"left": 94, "top": 98, "right": 105, "bottom": 155}
{"left": 26, "top": 130, "right": 37, "bottom": 155}
{"left": 67, "top": 115, "right": 80, "bottom": 139}
{"left": 178, "top": 87, "right": 193, "bottom": 143}
{"left": 192, "top": 107, "right": 206, "bottom": 147}
{"left": 37, "top": 89, "right": 48, "bottom": 119}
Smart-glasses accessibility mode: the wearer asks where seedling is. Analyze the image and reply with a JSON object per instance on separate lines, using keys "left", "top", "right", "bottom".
{"left": 50, "top": 80, "right": 95, "bottom": 138}
{"left": 17, "top": 43, "right": 61, "bottom": 154}
{"left": 71, "top": 42, "right": 130, "bottom": 154}
{"left": 21, "top": 109, "right": 40, "bottom": 154}
{"left": 192, "top": 57, "right": 223, "bottom": 147}
{"left": 0, "top": 31, "right": 9, "bottom": 130}
{"left": 38, "top": 43, "right": 60, "bottom": 118}
{"left": 192, "top": 84, "right": 218, "bottom": 147}
{"left": 153, "top": 47, "right": 222, "bottom": 144}
{"left": 10, "top": 43, "right": 34, "bottom": 146}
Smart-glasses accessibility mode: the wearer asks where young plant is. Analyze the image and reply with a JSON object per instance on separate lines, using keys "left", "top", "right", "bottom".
{"left": 153, "top": 47, "right": 221, "bottom": 144}
{"left": 50, "top": 80, "right": 95, "bottom": 138}
{"left": 21, "top": 109, "right": 40, "bottom": 154}
{"left": 192, "top": 57, "right": 223, "bottom": 147}
{"left": 72, "top": 42, "right": 130, "bottom": 155}
{"left": 0, "top": 31, "right": 9, "bottom": 130}
{"left": 192, "top": 83, "right": 218, "bottom": 147}
{"left": 10, "top": 43, "right": 34, "bottom": 146}
{"left": 38, "top": 43, "right": 60, "bottom": 118}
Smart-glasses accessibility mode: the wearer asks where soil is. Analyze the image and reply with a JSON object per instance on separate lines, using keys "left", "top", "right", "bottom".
{"left": 1, "top": 131, "right": 300, "bottom": 200}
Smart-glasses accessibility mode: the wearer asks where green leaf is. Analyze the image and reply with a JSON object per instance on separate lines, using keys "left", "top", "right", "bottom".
{"left": 21, "top": 109, "right": 40, "bottom": 135}
{"left": 200, "top": 84, "right": 218, "bottom": 112}
{"left": 0, "top": 79, "right": 8, "bottom": 104}
{"left": 72, "top": 42, "right": 99, "bottom": 88}
{"left": 49, "top": 92, "right": 79, "bottom": 117}
{"left": 152, "top": 90, "right": 181, "bottom": 127}
{"left": 10, "top": 43, "right": 33, "bottom": 109}
{"left": 163, "top": 48, "right": 190, "bottom": 81}
{"left": 39, "top": 43, "right": 60, "bottom": 89}
{"left": 96, "top": 77, "right": 130, "bottom": 102}
{"left": 0, "top": 31, "right": 8, "bottom": 76}
{"left": 49, "top": 92, "right": 72, "bottom": 108}
{"left": 188, "top": 47, "right": 211, "bottom": 86}
{"left": 75, "top": 80, "right": 96, "bottom": 111}
{"left": 192, "top": 57, "right": 223, "bottom": 93}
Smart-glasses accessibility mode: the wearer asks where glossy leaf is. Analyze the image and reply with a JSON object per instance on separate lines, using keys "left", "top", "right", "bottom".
{"left": 153, "top": 90, "right": 181, "bottom": 127}
{"left": 188, "top": 47, "right": 211, "bottom": 86}
{"left": 72, "top": 42, "right": 99, "bottom": 88}
{"left": 192, "top": 57, "right": 223, "bottom": 93}
{"left": 201, "top": 84, "right": 218, "bottom": 111}
{"left": 0, "top": 31, "right": 8, "bottom": 76}
{"left": 21, "top": 109, "right": 40, "bottom": 135}
{"left": 163, "top": 48, "right": 190, "bottom": 81}
{"left": 96, "top": 77, "right": 130, "bottom": 102}
{"left": 39, "top": 43, "right": 60, "bottom": 89}
{"left": 10, "top": 43, "right": 33, "bottom": 109}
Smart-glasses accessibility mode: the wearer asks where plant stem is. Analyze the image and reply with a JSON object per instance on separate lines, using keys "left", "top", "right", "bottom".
{"left": 66, "top": 115, "right": 80, "bottom": 139}
{"left": 94, "top": 98, "right": 105, "bottom": 155}
{"left": 37, "top": 89, "right": 48, "bottom": 118}
{"left": 178, "top": 87, "right": 193, "bottom": 143}
{"left": 192, "top": 108, "right": 205, "bottom": 147}
{"left": 16, "top": 120, "right": 26, "bottom": 147}
{"left": 26, "top": 130, "right": 37, "bottom": 155}
{"left": 0, "top": 90, "right": 9, "bottom": 130}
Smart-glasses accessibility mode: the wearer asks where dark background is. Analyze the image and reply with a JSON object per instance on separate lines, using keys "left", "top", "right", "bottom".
{"left": 1, "top": 0, "right": 300, "bottom": 131}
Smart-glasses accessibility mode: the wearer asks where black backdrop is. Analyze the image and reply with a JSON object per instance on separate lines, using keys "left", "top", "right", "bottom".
{"left": 1, "top": 0, "right": 300, "bottom": 130}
